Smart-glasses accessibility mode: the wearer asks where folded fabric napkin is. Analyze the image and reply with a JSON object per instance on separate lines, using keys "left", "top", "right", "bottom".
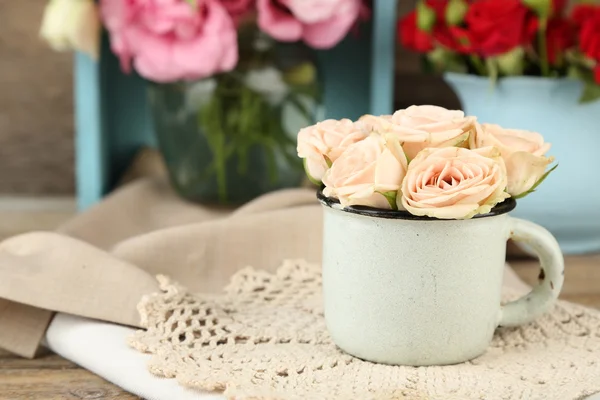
{"left": 0, "top": 178, "right": 322, "bottom": 358}
{"left": 46, "top": 313, "right": 219, "bottom": 400}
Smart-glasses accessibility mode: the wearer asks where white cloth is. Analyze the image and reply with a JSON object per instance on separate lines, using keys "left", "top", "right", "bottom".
{"left": 46, "top": 313, "right": 600, "bottom": 400}
{"left": 46, "top": 313, "right": 224, "bottom": 400}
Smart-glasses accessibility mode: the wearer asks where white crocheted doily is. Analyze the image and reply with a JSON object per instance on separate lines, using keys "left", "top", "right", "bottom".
{"left": 129, "top": 260, "right": 600, "bottom": 400}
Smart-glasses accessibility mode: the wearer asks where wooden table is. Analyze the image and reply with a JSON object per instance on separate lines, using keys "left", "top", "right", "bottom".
{"left": 0, "top": 349, "right": 138, "bottom": 399}
{"left": 0, "top": 255, "right": 599, "bottom": 399}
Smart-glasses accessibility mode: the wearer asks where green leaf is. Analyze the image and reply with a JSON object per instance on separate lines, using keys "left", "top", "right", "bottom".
{"left": 513, "top": 164, "right": 558, "bottom": 200}
{"left": 567, "top": 65, "right": 584, "bottom": 80}
{"left": 469, "top": 55, "right": 487, "bottom": 76}
{"left": 523, "top": 0, "right": 551, "bottom": 18}
{"left": 565, "top": 50, "right": 597, "bottom": 69}
{"left": 579, "top": 81, "right": 600, "bottom": 104}
{"left": 495, "top": 47, "right": 525, "bottom": 76}
{"left": 416, "top": 1, "right": 436, "bottom": 32}
{"left": 286, "top": 94, "right": 312, "bottom": 123}
{"left": 426, "top": 48, "right": 468, "bottom": 74}
{"left": 445, "top": 0, "right": 468, "bottom": 25}
{"left": 283, "top": 62, "right": 317, "bottom": 86}
{"left": 377, "top": 190, "right": 399, "bottom": 211}
{"left": 265, "top": 146, "right": 278, "bottom": 185}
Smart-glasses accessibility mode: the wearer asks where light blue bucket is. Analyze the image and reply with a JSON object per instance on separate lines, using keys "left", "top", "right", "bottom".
{"left": 444, "top": 72, "right": 600, "bottom": 254}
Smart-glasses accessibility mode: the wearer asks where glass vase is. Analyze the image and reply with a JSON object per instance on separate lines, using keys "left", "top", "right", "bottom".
{"left": 148, "top": 33, "right": 320, "bottom": 205}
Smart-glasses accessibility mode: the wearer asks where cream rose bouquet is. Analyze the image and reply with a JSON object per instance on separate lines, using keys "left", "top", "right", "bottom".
{"left": 297, "top": 105, "right": 557, "bottom": 219}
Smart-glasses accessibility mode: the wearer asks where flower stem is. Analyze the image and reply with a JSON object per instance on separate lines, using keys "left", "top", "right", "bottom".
{"left": 538, "top": 18, "right": 550, "bottom": 77}
{"left": 214, "top": 129, "right": 228, "bottom": 203}
{"left": 469, "top": 55, "right": 487, "bottom": 76}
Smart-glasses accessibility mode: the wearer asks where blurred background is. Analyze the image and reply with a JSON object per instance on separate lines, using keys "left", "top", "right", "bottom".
{"left": 0, "top": 0, "right": 74, "bottom": 195}
{"left": 1, "top": 0, "right": 598, "bottom": 255}
{"left": 0, "top": 0, "right": 458, "bottom": 197}
{"left": 1, "top": 2, "right": 599, "bottom": 396}
{"left": 0, "top": 0, "right": 77, "bottom": 240}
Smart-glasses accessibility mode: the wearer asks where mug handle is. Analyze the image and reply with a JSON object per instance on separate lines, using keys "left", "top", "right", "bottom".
{"left": 499, "top": 217, "right": 565, "bottom": 327}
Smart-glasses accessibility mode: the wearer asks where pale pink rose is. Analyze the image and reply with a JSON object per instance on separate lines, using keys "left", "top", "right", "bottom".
{"left": 100, "top": 0, "right": 238, "bottom": 83}
{"left": 297, "top": 119, "right": 369, "bottom": 182}
{"left": 471, "top": 124, "right": 554, "bottom": 197}
{"left": 357, "top": 114, "right": 392, "bottom": 130}
{"left": 257, "top": 0, "right": 361, "bottom": 49}
{"left": 401, "top": 146, "right": 510, "bottom": 219}
{"left": 322, "top": 134, "right": 408, "bottom": 209}
{"left": 363, "top": 106, "right": 476, "bottom": 160}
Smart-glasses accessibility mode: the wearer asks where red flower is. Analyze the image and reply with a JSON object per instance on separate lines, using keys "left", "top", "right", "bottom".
{"left": 580, "top": 13, "right": 600, "bottom": 61}
{"left": 552, "top": 0, "right": 567, "bottom": 15}
{"left": 398, "top": 11, "right": 434, "bottom": 53}
{"left": 434, "top": 25, "right": 474, "bottom": 54}
{"left": 594, "top": 65, "right": 600, "bottom": 84}
{"left": 546, "top": 18, "right": 575, "bottom": 65}
{"left": 425, "top": 0, "right": 449, "bottom": 17}
{"left": 571, "top": 4, "right": 599, "bottom": 27}
{"left": 465, "top": 0, "right": 537, "bottom": 57}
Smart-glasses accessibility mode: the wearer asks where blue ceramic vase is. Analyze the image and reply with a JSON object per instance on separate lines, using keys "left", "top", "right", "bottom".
{"left": 444, "top": 72, "right": 600, "bottom": 254}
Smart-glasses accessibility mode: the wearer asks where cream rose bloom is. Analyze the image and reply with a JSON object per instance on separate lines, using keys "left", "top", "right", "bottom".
{"left": 322, "top": 134, "right": 408, "bottom": 209}
{"left": 401, "top": 146, "right": 510, "bottom": 219}
{"left": 471, "top": 124, "right": 554, "bottom": 197}
{"left": 360, "top": 105, "right": 476, "bottom": 160}
{"left": 297, "top": 119, "right": 369, "bottom": 182}
{"left": 40, "top": 0, "right": 101, "bottom": 60}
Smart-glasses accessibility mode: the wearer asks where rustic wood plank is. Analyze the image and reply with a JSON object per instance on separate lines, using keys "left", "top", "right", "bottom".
{"left": 0, "top": 349, "right": 140, "bottom": 399}
{"left": 0, "top": 368, "right": 140, "bottom": 399}
{"left": 560, "top": 293, "right": 600, "bottom": 309}
{"left": 511, "top": 255, "right": 600, "bottom": 298}
{"left": 0, "top": 352, "right": 75, "bottom": 370}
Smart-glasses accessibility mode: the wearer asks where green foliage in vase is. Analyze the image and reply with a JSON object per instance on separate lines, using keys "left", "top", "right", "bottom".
{"left": 195, "top": 33, "right": 319, "bottom": 202}
{"left": 149, "top": 28, "right": 320, "bottom": 204}
{"left": 198, "top": 72, "right": 313, "bottom": 202}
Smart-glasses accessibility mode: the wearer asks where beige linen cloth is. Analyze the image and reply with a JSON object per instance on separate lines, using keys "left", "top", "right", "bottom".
{"left": 0, "top": 178, "right": 324, "bottom": 358}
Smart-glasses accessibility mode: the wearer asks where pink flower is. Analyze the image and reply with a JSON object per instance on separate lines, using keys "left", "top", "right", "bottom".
{"left": 100, "top": 0, "right": 238, "bottom": 82}
{"left": 322, "top": 134, "right": 408, "bottom": 209}
{"left": 257, "top": 0, "right": 361, "bottom": 49}
{"left": 361, "top": 106, "right": 477, "bottom": 160}
{"left": 297, "top": 119, "right": 370, "bottom": 182}
{"left": 471, "top": 123, "right": 554, "bottom": 197}
{"left": 401, "top": 147, "right": 509, "bottom": 219}
{"left": 221, "top": 0, "right": 254, "bottom": 23}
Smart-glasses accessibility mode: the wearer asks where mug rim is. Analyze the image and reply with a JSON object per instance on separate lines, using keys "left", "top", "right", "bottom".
{"left": 317, "top": 189, "right": 517, "bottom": 221}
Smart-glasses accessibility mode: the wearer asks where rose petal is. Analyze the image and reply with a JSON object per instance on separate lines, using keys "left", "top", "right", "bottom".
{"left": 322, "top": 133, "right": 407, "bottom": 209}
{"left": 401, "top": 146, "right": 508, "bottom": 219}
{"left": 257, "top": 0, "right": 303, "bottom": 42}
{"left": 505, "top": 151, "right": 553, "bottom": 196}
{"left": 402, "top": 196, "right": 480, "bottom": 219}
